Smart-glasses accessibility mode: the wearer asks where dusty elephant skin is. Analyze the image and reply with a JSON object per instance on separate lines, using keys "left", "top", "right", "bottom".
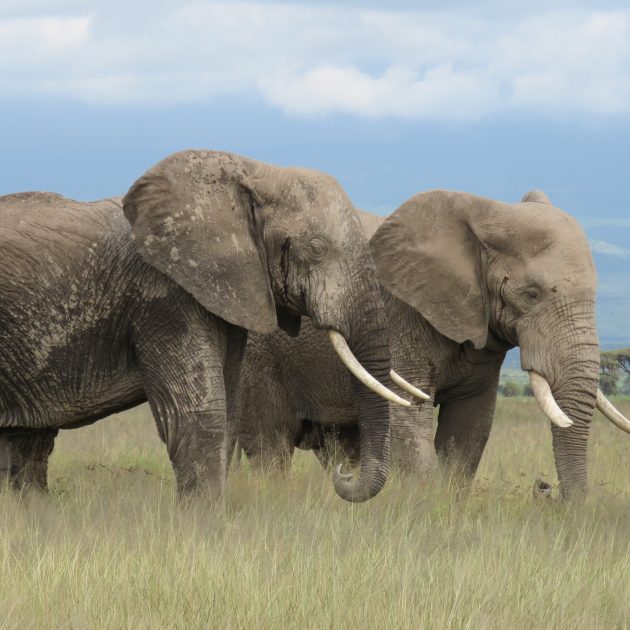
{"left": 234, "top": 189, "right": 625, "bottom": 500}
{"left": 0, "top": 150, "right": 398, "bottom": 502}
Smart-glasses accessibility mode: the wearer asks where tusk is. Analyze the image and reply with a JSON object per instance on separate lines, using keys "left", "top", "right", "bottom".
{"left": 596, "top": 389, "right": 630, "bottom": 433}
{"left": 328, "top": 330, "right": 411, "bottom": 407}
{"left": 529, "top": 371, "right": 573, "bottom": 428}
{"left": 390, "top": 370, "right": 431, "bottom": 401}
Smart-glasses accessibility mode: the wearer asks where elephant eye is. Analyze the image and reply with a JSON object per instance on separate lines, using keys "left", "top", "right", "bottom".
{"left": 307, "top": 236, "right": 329, "bottom": 261}
{"left": 524, "top": 286, "right": 542, "bottom": 302}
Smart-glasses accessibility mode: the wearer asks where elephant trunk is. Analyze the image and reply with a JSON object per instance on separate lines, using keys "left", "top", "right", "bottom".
{"left": 523, "top": 335, "right": 599, "bottom": 499}
{"left": 328, "top": 273, "right": 392, "bottom": 503}
{"left": 549, "top": 364, "right": 599, "bottom": 499}
{"left": 519, "top": 298, "right": 600, "bottom": 499}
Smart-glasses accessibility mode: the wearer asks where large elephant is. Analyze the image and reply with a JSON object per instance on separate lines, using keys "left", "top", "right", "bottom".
{"left": 0, "top": 150, "right": 412, "bottom": 502}
{"left": 233, "top": 189, "right": 630, "bottom": 499}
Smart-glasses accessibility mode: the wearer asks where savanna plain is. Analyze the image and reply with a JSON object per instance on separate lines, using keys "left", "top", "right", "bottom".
{"left": 1, "top": 399, "right": 629, "bottom": 629}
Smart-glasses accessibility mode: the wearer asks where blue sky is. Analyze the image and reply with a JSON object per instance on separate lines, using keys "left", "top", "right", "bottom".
{"left": 1, "top": 0, "right": 629, "bottom": 227}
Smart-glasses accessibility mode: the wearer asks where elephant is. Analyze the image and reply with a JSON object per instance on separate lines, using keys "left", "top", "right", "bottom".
{"left": 232, "top": 189, "right": 630, "bottom": 499}
{"left": 0, "top": 149, "right": 415, "bottom": 502}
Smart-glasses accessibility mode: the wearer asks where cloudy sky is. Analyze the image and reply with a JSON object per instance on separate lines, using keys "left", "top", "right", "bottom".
{"left": 1, "top": 0, "right": 629, "bottom": 229}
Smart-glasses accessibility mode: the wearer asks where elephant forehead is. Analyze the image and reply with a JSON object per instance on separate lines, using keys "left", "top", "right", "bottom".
{"left": 550, "top": 250, "right": 597, "bottom": 286}
{"left": 273, "top": 167, "right": 347, "bottom": 205}
{"left": 286, "top": 183, "right": 351, "bottom": 220}
{"left": 270, "top": 199, "right": 358, "bottom": 244}
{"left": 517, "top": 248, "right": 597, "bottom": 289}
{"left": 517, "top": 203, "right": 586, "bottom": 241}
{"left": 168, "top": 149, "right": 244, "bottom": 177}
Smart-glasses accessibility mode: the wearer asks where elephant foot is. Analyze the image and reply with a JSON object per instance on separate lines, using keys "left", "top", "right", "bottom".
{"left": 11, "top": 465, "right": 50, "bottom": 492}
{"left": 175, "top": 471, "right": 225, "bottom": 504}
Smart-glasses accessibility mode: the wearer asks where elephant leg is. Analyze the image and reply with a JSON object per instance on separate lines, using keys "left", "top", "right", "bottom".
{"left": 0, "top": 434, "right": 10, "bottom": 484}
{"left": 144, "top": 362, "right": 228, "bottom": 498}
{"left": 302, "top": 423, "right": 335, "bottom": 469}
{"left": 434, "top": 386, "right": 498, "bottom": 482}
{"left": 311, "top": 443, "right": 333, "bottom": 468}
{"left": 391, "top": 399, "right": 438, "bottom": 474}
{"left": 237, "top": 361, "right": 297, "bottom": 474}
{"left": 7, "top": 430, "right": 58, "bottom": 491}
{"left": 295, "top": 420, "right": 326, "bottom": 466}
{"left": 338, "top": 427, "right": 362, "bottom": 467}
{"left": 134, "top": 309, "right": 234, "bottom": 500}
{"left": 224, "top": 327, "right": 248, "bottom": 473}
{"left": 245, "top": 427, "right": 295, "bottom": 474}
{"left": 310, "top": 424, "right": 361, "bottom": 469}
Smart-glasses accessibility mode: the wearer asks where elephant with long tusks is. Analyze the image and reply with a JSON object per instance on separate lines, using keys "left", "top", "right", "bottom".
{"left": 232, "top": 188, "right": 629, "bottom": 500}
{"left": 0, "top": 150, "right": 426, "bottom": 502}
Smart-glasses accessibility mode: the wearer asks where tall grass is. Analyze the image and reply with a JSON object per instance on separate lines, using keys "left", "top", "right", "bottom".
{"left": 1, "top": 399, "right": 629, "bottom": 628}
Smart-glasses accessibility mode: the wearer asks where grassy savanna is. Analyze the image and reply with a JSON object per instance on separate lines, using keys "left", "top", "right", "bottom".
{"left": 1, "top": 400, "right": 630, "bottom": 629}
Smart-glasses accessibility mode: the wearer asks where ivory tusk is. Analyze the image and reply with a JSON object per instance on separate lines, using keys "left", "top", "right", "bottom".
{"left": 328, "top": 330, "right": 411, "bottom": 407}
{"left": 390, "top": 370, "right": 431, "bottom": 401}
{"left": 596, "top": 389, "right": 630, "bottom": 433}
{"left": 529, "top": 371, "right": 573, "bottom": 428}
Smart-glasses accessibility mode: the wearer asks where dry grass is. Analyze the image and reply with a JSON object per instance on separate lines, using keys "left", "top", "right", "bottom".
{"left": 1, "top": 399, "right": 630, "bottom": 629}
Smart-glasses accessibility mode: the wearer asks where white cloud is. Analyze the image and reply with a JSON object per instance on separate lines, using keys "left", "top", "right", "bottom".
{"left": 1, "top": 2, "right": 630, "bottom": 119}
{"left": 260, "top": 64, "right": 501, "bottom": 119}
{"left": 0, "top": 16, "right": 89, "bottom": 60}
{"left": 591, "top": 240, "right": 630, "bottom": 258}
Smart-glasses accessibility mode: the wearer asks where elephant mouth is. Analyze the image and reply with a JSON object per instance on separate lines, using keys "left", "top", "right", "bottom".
{"left": 275, "top": 303, "right": 302, "bottom": 337}
{"left": 528, "top": 370, "right": 630, "bottom": 433}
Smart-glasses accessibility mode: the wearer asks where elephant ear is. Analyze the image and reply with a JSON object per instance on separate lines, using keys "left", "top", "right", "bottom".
{"left": 371, "top": 190, "right": 491, "bottom": 349}
{"left": 123, "top": 150, "right": 278, "bottom": 334}
{"left": 521, "top": 190, "right": 552, "bottom": 204}
{"left": 355, "top": 208, "right": 384, "bottom": 240}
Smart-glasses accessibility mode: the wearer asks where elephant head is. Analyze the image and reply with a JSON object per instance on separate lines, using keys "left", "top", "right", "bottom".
{"left": 371, "top": 189, "right": 629, "bottom": 499}
{"left": 123, "top": 149, "right": 412, "bottom": 502}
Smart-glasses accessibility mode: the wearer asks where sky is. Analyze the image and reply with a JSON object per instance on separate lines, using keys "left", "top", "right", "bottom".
{"left": 1, "top": 0, "right": 629, "bottom": 229}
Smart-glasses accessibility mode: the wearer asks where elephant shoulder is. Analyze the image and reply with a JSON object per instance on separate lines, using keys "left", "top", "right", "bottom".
{"left": 0, "top": 192, "right": 136, "bottom": 294}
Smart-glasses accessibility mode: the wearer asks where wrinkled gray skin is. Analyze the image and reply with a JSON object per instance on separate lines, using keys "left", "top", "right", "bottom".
{"left": 234, "top": 189, "right": 600, "bottom": 500}
{"left": 0, "top": 150, "right": 392, "bottom": 502}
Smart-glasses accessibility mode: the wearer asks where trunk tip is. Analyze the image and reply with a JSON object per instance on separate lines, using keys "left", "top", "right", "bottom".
{"left": 332, "top": 464, "right": 387, "bottom": 503}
